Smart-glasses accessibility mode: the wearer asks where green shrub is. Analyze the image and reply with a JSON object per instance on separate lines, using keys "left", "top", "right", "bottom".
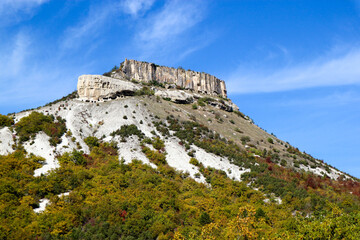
{"left": 0, "top": 114, "right": 14, "bottom": 127}
{"left": 148, "top": 80, "right": 165, "bottom": 88}
{"left": 44, "top": 90, "right": 78, "bottom": 107}
{"left": 234, "top": 111, "right": 246, "bottom": 119}
{"left": 192, "top": 104, "right": 198, "bottom": 109}
{"left": 198, "top": 97, "right": 214, "bottom": 107}
{"left": 187, "top": 150, "right": 195, "bottom": 157}
{"left": 129, "top": 78, "right": 138, "bottom": 84}
{"left": 189, "top": 157, "right": 200, "bottom": 166}
{"left": 199, "top": 212, "right": 212, "bottom": 225}
{"left": 58, "top": 150, "right": 86, "bottom": 166}
{"left": 280, "top": 159, "right": 287, "bottom": 167}
{"left": 240, "top": 136, "right": 251, "bottom": 144}
{"left": 84, "top": 136, "right": 100, "bottom": 149}
{"left": 293, "top": 161, "right": 300, "bottom": 168}
{"left": 111, "top": 124, "right": 145, "bottom": 140}
{"left": 135, "top": 87, "right": 154, "bottom": 96}
{"left": 235, "top": 128, "right": 243, "bottom": 133}
{"left": 15, "top": 112, "right": 66, "bottom": 146}
{"left": 141, "top": 137, "right": 152, "bottom": 145}
{"left": 267, "top": 138, "right": 274, "bottom": 144}
{"left": 152, "top": 137, "right": 165, "bottom": 150}
{"left": 255, "top": 208, "right": 266, "bottom": 219}
{"left": 198, "top": 100, "right": 205, "bottom": 107}
{"left": 142, "top": 146, "right": 167, "bottom": 165}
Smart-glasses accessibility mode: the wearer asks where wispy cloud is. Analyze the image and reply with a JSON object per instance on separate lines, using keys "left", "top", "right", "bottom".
{"left": 0, "top": 29, "right": 86, "bottom": 109}
{"left": 122, "top": 0, "right": 155, "bottom": 17}
{"left": 227, "top": 47, "right": 360, "bottom": 93}
{"left": 61, "top": 2, "right": 118, "bottom": 50}
{"left": 133, "top": 0, "right": 207, "bottom": 61}
{"left": 0, "top": 31, "right": 31, "bottom": 78}
{"left": 138, "top": 0, "right": 204, "bottom": 44}
{"left": 61, "top": 0, "right": 208, "bottom": 63}
{"left": 0, "top": 0, "right": 49, "bottom": 12}
{"left": 0, "top": 0, "right": 49, "bottom": 25}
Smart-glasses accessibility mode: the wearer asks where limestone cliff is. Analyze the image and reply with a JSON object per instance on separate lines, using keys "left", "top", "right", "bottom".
{"left": 111, "top": 59, "right": 227, "bottom": 98}
{"left": 77, "top": 75, "right": 140, "bottom": 101}
{"left": 77, "top": 59, "right": 238, "bottom": 110}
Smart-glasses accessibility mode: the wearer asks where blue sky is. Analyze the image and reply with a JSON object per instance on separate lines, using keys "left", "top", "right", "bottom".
{"left": 1, "top": 0, "right": 360, "bottom": 178}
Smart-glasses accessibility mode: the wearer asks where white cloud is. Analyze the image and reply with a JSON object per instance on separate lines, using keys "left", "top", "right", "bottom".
{"left": 0, "top": 30, "right": 86, "bottom": 108}
{"left": 138, "top": 0, "right": 204, "bottom": 44}
{"left": 227, "top": 47, "right": 360, "bottom": 93}
{"left": 122, "top": 0, "right": 155, "bottom": 17}
{"left": 0, "top": 0, "right": 49, "bottom": 24}
{"left": 132, "top": 0, "right": 207, "bottom": 62}
{"left": 61, "top": 3, "right": 116, "bottom": 50}
{"left": 0, "top": 0, "right": 48, "bottom": 11}
{"left": 0, "top": 31, "right": 31, "bottom": 77}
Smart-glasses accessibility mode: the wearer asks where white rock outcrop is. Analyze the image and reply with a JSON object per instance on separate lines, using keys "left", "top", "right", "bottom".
{"left": 112, "top": 59, "right": 228, "bottom": 98}
{"left": 154, "top": 89, "right": 194, "bottom": 104}
{"left": 77, "top": 75, "right": 140, "bottom": 101}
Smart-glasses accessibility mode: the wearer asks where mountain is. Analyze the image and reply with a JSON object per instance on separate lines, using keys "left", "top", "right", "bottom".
{"left": 0, "top": 59, "right": 359, "bottom": 239}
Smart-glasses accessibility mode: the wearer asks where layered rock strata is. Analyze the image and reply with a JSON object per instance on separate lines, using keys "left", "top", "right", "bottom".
{"left": 77, "top": 75, "right": 140, "bottom": 101}
{"left": 111, "top": 59, "right": 227, "bottom": 98}
{"left": 77, "top": 60, "right": 239, "bottom": 112}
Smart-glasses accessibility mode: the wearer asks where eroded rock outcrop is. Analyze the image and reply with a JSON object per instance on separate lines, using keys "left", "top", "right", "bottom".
{"left": 111, "top": 59, "right": 227, "bottom": 98}
{"left": 154, "top": 89, "right": 194, "bottom": 104}
{"left": 77, "top": 60, "right": 239, "bottom": 112}
{"left": 77, "top": 75, "right": 140, "bottom": 101}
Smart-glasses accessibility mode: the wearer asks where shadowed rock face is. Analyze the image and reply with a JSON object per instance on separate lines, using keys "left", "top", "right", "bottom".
{"left": 111, "top": 59, "right": 227, "bottom": 98}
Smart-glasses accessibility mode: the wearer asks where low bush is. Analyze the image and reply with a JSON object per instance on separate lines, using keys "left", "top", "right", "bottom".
{"left": 0, "top": 114, "right": 14, "bottom": 127}
{"left": 135, "top": 87, "right": 154, "bottom": 96}
{"left": 84, "top": 136, "right": 100, "bottom": 150}
{"left": 15, "top": 112, "right": 66, "bottom": 146}
{"left": 110, "top": 124, "right": 145, "bottom": 140}
{"left": 142, "top": 146, "right": 167, "bottom": 165}
{"left": 189, "top": 157, "right": 200, "bottom": 166}
{"left": 234, "top": 111, "right": 246, "bottom": 119}
{"left": 240, "top": 136, "right": 251, "bottom": 144}
{"left": 152, "top": 137, "right": 165, "bottom": 150}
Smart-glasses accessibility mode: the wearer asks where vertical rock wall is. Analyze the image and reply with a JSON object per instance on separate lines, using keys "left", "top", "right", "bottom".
{"left": 112, "top": 59, "right": 227, "bottom": 98}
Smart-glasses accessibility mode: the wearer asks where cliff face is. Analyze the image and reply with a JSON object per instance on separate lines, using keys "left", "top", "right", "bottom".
{"left": 77, "top": 74, "right": 239, "bottom": 112}
{"left": 77, "top": 75, "right": 140, "bottom": 101}
{"left": 111, "top": 59, "right": 227, "bottom": 98}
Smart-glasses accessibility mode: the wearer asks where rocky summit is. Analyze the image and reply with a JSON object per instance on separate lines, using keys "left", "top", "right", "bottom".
{"left": 114, "top": 59, "right": 226, "bottom": 97}
{"left": 77, "top": 59, "right": 239, "bottom": 112}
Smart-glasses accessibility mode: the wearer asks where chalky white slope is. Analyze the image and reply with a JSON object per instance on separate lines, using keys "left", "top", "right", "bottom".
{"left": 5, "top": 90, "right": 349, "bottom": 182}
{"left": 0, "top": 127, "right": 14, "bottom": 155}
{"left": 10, "top": 96, "right": 251, "bottom": 182}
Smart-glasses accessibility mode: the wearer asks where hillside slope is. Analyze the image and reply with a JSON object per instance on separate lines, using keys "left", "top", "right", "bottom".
{"left": 1, "top": 68, "right": 360, "bottom": 239}
{"left": 2, "top": 88, "right": 350, "bottom": 181}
